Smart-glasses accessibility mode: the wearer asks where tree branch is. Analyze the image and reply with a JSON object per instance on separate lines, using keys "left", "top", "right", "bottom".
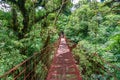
{"left": 34, "top": 0, "right": 46, "bottom": 8}
{"left": 33, "top": 6, "right": 61, "bottom": 25}
{"left": 4, "top": 0, "right": 17, "bottom": 4}
{"left": 32, "top": 0, "right": 69, "bottom": 26}
{"left": 53, "top": 0, "right": 68, "bottom": 26}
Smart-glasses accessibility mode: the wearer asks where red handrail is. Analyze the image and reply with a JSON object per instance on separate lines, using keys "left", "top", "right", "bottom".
{"left": 0, "top": 39, "right": 60, "bottom": 80}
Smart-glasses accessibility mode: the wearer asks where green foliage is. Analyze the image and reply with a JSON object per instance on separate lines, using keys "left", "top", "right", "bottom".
{"left": 73, "top": 40, "right": 106, "bottom": 79}
{"left": 56, "top": 1, "right": 120, "bottom": 80}
{"left": 0, "top": 24, "right": 27, "bottom": 76}
{"left": 109, "top": 34, "right": 120, "bottom": 54}
{"left": 0, "top": 0, "right": 120, "bottom": 80}
{"left": 0, "top": 0, "right": 72, "bottom": 77}
{"left": 0, "top": 10, "right": 11, "bottom": 20}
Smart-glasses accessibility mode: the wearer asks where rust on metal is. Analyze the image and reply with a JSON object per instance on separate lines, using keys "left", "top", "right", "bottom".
{"left": 0, "top": 42, "right": 55, "bottom": 80}
{"left": 46, "top": 36, "right": 82, "bottom": 80}
{"left": 0, "top": 36, "right": 83, "bottom": 80}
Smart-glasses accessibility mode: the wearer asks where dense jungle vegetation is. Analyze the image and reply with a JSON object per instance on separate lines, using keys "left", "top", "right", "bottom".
{"left": 0, "top": 0, "right": 120, "bottom": 80}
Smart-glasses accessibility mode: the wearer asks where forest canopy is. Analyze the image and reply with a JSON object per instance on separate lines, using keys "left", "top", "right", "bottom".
{"left": 0, "top": 0, "right": 120, "bottom": 80}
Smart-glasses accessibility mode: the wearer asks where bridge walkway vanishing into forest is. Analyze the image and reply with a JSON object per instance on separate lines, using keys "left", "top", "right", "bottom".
{"left": 46, "top": 37, "right": 82, "bottom": 80}
{"left": 0, "top": 36, "right": 82, "bottom": 80}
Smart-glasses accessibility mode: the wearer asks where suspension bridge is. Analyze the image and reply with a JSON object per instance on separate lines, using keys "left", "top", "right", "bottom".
{"left": 0, "top": 35, "right": 82, "bottom": 80}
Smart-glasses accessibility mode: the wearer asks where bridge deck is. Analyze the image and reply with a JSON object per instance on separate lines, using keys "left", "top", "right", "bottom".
{"left": 46, "top": 38, "right": 82, "bottom": 80}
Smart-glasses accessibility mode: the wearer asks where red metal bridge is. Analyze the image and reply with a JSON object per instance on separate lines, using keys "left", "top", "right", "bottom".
{"left": 0, "top": 36, "right": 82, "bottom": 80}
{"left": 46, "top": 37, "right": 82, "bottom": 80}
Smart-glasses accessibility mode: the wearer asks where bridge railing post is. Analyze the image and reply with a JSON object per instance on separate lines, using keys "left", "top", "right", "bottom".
{"left": 0, "top": 39, "right": 59, "bottom": 80}
{"left": 33, "top": 53, "right": 37, "bottom": 80}
{"left": 23, "top": 62, "right": 27, "bottom": 80}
